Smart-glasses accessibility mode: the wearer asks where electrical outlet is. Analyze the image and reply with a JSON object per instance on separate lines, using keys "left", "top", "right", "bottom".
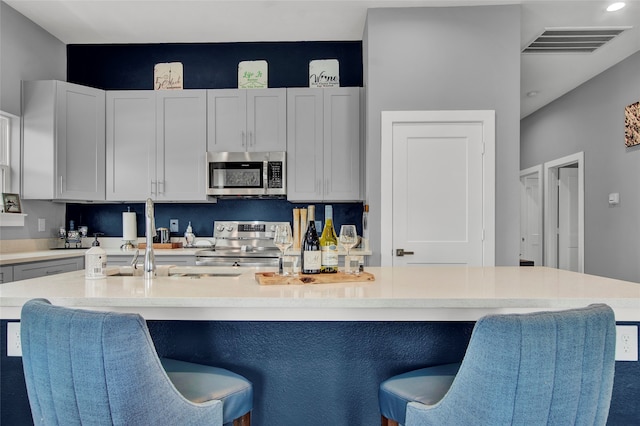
{"left": 615, "top": 325, "right": 638, "bottom": 361}
{"left": 170, "top": 219, "right": 179, "bottom": 233}
{"left": 38, "top": 218, "right": 46, "bottom": 232}
{"left": 7, "top": 322, "right": 22, "bottom": 357}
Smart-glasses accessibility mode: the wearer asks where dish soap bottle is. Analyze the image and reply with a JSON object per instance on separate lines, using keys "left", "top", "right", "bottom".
{"left": 184, "top": 221, "right": 195, "bottom": 247}
{"left": 85, "top": 246, "right": 107, "bottom": 279}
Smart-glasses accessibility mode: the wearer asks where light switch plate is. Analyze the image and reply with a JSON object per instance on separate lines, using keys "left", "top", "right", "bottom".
{"left": 7, "top": 322, "right": 21, "bottom": 357}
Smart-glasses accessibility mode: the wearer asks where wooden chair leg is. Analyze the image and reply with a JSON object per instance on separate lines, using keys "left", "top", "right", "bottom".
{"left": 381, "top": 415, "right": 399, "bottom": 426}
{"left": 233, "top": 411, "right": 251, "bottom": 426}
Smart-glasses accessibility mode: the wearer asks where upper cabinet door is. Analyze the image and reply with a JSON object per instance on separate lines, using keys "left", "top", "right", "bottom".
{"left": 106, "top": 91, "right": 156, "bottom": 201}
{"left": 286, "top": 87, "right": 361, "bottom": 202}
{"left": 286, "top": 88, "right": 324, "bottom": 201}
{"left": 22, "top": 80, "right": 105, "bottom": 201}
{"left": 323, "top": 87, "right": 361, "bottom": 201}
{"left": 207, "top": 89, "right": 246, "bottom": 151}
{"left": 107, "top": 90, "right": 208, "bottom": 202}
{"left": 155, "top": 90, "right": 207, "bottom": 201}
{"left": 207, "top": 88, "right": 286, "bottom": 152}
{"left": 246, "top": 88, "right": 287, "bottom": 152}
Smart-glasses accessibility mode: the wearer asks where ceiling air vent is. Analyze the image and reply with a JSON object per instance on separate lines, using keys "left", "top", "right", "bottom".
{"left": 523, "top": 28, "right": 627, "bottom": 53}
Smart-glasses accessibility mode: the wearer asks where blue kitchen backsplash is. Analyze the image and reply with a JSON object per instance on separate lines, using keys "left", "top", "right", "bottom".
{"left": 66, "top": 199, "right": 364, "bottom": 239}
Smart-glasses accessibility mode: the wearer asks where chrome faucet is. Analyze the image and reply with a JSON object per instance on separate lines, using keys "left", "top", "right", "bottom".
{"left": 144, "top": 198, "right": 156, "bottom": 279}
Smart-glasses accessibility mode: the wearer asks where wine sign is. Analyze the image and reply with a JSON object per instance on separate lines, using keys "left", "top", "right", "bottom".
{"left": 154, "top": 62, "right": 183, "bottom": 90}
{"left": 309, "top": 59, "right": 339, "bottom": 88}
{"left": 239, "top": 60, "right": 268, "bottom": 88}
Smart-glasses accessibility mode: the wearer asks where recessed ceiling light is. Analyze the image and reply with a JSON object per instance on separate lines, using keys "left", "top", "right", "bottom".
{"left": 607, "top": 2, "right": 626, "bottom": 12}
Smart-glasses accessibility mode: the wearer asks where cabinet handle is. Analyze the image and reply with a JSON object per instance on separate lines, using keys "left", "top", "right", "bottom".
{"left": 46, "top": 270, "right": 64, "bottom": 275}
{"left": 325, "top": 178, "right": 329, "bottom": 196}
{"left": 59, "top": 176, "right": 64, "bottom": 194}
{"left": 242, "top": 131, "right": 246, "bottom": 147}
{"left": 249, "top": 131, "right": 253, "bottom": 147}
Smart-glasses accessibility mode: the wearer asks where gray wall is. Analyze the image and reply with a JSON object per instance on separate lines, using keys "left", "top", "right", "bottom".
{"left": 0, "top": 2, "right": 66, "bottom": 116}
{"left": 363, "top": 5, "right": 521, "bottom": 266}
{"left": 521, "top": 52, "right": 640, "bottom": 283}
{"left": 0, "top": 2, "right": 67, "bottom": 240}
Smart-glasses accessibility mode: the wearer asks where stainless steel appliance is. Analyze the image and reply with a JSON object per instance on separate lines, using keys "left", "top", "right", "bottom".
{"left": 206, "top": 151, "right": 286, "bottom": 197}
{"left": 196, "top": 220, "right": 288, "bottom": 267}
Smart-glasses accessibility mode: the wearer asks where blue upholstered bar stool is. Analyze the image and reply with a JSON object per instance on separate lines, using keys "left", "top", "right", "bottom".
{"left": 379, "top": 304, "right": 616, "bottom": 426}
{"left": 20, "top": 299, "right": 252, "bottom": 426}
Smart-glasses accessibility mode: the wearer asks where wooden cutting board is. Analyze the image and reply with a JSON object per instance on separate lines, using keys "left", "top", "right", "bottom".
{"left": 138, "top": 242, "right": 183, "bottom": 249}
{"left": 255, "top": 271, "right": 374, "bottom": 285}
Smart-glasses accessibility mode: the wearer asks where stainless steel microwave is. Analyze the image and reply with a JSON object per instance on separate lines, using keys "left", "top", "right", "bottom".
{"left": 206, "top": 151, "right": 286, "bottom": 197}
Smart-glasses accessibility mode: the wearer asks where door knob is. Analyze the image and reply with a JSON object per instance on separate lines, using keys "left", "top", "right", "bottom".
{"left": 396, "top": 249, "right": 414, "bottom": 257}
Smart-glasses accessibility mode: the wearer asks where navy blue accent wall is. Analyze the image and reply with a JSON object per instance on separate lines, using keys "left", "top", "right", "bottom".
{"left": 66, "top": 200, "right": 364, "bottom": 238}
{"left": 67, "top": 41, "right": 363, "bottom": 90}
{"left": 65, "top": 41, "right": 364, "bottom": 235}
{"left": 2, "top": 319, "right": 639, "bottom": 425}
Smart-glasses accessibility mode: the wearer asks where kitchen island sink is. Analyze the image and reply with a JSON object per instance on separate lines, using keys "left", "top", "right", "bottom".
{"left": 106, "top": 265, "right": 242, "bottom": 278}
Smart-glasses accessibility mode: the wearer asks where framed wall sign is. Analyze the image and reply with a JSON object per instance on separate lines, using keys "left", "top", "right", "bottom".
{"left": 154, "top": 62, "right": 183, "bottom": 90}
{"left": 309, "top": 59, "right": 339, "bottom": 88}
{"left": 239, "top": 60, "right": 268, "bottom": 88}
{"left": 625, "top": 101, "right": 640, "bottom": 147}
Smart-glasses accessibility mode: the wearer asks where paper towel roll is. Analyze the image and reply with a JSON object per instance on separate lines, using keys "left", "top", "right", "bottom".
{"left": 122, "top": 212, "right": 137, "bottom": 241}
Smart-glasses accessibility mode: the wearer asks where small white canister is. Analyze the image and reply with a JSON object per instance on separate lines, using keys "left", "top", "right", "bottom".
{"left": 85, "top": 246, "right": 107, "bottom": 279}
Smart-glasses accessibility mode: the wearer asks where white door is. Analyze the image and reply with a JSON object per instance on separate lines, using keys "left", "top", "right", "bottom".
{"left": 544, "top": 152, "right": 584, "bottom": 272}
{"left": 558, "top": 167, "right": 579, "bottom": 271}
{"left": 520, "top": 169, "right": 542, "bottom": 266}
{"left": 388, "top": 116, "right": 491, "bottom": 266}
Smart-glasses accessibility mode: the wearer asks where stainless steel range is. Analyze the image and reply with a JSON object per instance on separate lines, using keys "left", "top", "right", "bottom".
{"left": 195, "top": 220, "right": 288, "bottom": 267}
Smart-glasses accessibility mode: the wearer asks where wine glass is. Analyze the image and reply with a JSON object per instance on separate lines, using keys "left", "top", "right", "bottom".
{"left": 339, "top": 225, "right": 358, "bottom": 274}
{"left": 273, "top": 224, "right": 293, "bottom": 275}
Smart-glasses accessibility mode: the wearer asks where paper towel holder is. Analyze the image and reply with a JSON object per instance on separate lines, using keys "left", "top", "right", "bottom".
{"left": 121, "top": 208, "right": 137, "bottom": 251}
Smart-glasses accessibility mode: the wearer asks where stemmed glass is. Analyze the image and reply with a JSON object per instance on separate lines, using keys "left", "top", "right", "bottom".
{"left": 273, "top": 224, "right": 293, "bottom": 275}
{"left": 339, "top": 225, "right": 358, "bottom": 274}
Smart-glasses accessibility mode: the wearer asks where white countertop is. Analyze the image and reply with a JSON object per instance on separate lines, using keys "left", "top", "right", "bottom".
{"left": 1, "top": 266, "right": 638, "bottom": 321}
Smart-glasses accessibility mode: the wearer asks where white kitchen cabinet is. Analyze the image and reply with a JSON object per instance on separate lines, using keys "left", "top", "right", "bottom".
{"left": 12, "top": 257, "right": 84, "bottom": 281}
{"left": 106, "top": 90, "right": 207, "bottom": 201}
{"left": 22, "top": 80, "right": 106, "bottom": 201}
{"left": 207, "top": 89, "right": 286, "bottom": 152}
{"left": 0, "top": 266, "right": 14, "bottom": 284}
{"left": 287, "top": 87, "right": 361, "bottom": 201}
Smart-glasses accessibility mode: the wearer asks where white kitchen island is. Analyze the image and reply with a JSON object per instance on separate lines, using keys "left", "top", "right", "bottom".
{"left": 2, "top": 266, "right": 639, "bottom": 426}
{"left": 1, "top": 266, "right": 638, "bottom": 321}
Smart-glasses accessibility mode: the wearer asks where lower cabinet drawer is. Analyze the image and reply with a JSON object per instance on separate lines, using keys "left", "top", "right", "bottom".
{"left": 12, "top": 258, "right": 84, "bottom": 281}
{"left": 0, "top": 266, "right": 14, "bottom": 284}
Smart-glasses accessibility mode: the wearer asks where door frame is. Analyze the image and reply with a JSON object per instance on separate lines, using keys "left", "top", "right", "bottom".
{"left": 520, "top": 164, "right": 544, "bottom": 265}
{"left": 380, "top": 110, "right": 495, "bottom": 266}
{"left": 544, "top": 152, "right": 584, "bottom": 272}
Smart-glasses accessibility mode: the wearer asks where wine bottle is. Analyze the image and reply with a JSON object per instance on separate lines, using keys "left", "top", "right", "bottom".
{"left": 301, "top": 205, "right": 321, "bottom": 274}
{"left": 320, "top": 205, "right": 339, "bottom": 273}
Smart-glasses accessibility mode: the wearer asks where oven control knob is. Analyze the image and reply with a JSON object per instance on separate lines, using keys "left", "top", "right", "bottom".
{"left": 269, "top": 225, "right": 276, "bottom": 232}
{"left": 225, "top": 225, "right": 234, "bottom": 232}
{"left": 216, "top": 224, "right": 226, "bottom": 232}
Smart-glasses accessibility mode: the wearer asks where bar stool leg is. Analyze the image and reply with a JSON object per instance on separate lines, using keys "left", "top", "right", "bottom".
{"left": 233, "top": 412, "right": 251, "bottom": 426}
{"left": 381, "top": 415, "right": 399, "bottom": 426}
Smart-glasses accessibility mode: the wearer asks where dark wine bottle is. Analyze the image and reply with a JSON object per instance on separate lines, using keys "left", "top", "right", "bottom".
{"left": 301, "top": 205, "right": 321, "bottom": 274}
